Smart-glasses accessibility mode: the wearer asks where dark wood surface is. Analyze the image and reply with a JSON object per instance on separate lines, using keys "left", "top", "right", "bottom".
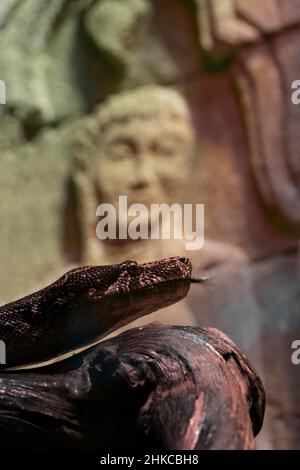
{"left": 0, "top": 323, "right": 265, "bottom": 450}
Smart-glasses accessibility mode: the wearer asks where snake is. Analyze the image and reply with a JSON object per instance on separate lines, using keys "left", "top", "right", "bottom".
{"left": 0, "top": 257, "right": 204, "bottom": 371}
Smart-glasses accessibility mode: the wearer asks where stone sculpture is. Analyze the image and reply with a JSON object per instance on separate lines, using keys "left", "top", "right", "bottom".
{"left": 1, "top": 0, "right": 300, "bottom": 449}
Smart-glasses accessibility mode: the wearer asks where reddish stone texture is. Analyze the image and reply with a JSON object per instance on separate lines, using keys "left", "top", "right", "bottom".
{"left": 185, "top": 2, "right": 300, "bottom": 449}
{"left": 1, "top": 0, "right": 300, "bottom": 450}
{"left": 235, "top": 0, "right": 283, "bottom": 33}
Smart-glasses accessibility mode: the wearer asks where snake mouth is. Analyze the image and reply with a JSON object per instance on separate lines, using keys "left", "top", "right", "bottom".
{"left": 95, "top": 277, "right": 192, "bottom": 332}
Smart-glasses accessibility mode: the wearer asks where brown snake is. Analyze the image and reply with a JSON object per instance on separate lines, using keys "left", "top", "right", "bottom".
{"left": 0, "top": 257, "right": 204, "bottom": 370}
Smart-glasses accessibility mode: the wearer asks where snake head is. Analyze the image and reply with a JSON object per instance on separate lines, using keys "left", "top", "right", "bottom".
{"left": 2, "top": 257, "right": 196, "bottom": 369}
{"left": 47, "top": 257, "right": 195, "bottom": 338}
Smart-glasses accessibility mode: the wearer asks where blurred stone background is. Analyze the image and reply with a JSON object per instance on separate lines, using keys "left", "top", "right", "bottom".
{"left": 0, "top": 0, "right": 299, "bottom": 449}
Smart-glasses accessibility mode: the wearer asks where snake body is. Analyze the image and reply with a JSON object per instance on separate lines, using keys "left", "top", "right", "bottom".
{"left": 0, "top": 257, "right": 195, "bottom": 370}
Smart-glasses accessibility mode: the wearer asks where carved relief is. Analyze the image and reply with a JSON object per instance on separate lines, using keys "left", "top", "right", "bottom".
{"left": 67, "top": 85, "right": 197, "bottom": 265}
{"left": 1, "top": 0, "right": 300, "bottom": 449}
{"left": 234, "top": 40, "right": 300, "bottom": 233}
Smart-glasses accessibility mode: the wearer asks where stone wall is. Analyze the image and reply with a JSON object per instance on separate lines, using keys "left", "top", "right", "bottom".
{"left": 0, "top": 0, "right": 299, "bottom": 449}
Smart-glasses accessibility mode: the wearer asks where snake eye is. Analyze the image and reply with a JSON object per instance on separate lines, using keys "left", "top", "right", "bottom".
{"left": 179, "top": 257, "right": 190, "bottom": 265}
{"left": 121, "top": 260, "right": 141, "bottom": 276}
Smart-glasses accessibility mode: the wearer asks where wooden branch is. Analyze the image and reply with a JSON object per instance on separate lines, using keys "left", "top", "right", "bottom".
{"left": 0, "top": 323, "right": 265, "bottom": 450}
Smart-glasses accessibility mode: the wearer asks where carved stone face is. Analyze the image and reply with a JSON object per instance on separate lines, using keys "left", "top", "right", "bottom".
{"left": 89, "top": 87, "right": 196, "bottom": 228}
{"left": 97, "top": 116, "right": 194, "bottom": 207}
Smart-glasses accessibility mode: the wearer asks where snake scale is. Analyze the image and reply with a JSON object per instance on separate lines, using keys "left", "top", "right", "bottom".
{"left": 0, "top": 257, "right": 202, "bottom": 370}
